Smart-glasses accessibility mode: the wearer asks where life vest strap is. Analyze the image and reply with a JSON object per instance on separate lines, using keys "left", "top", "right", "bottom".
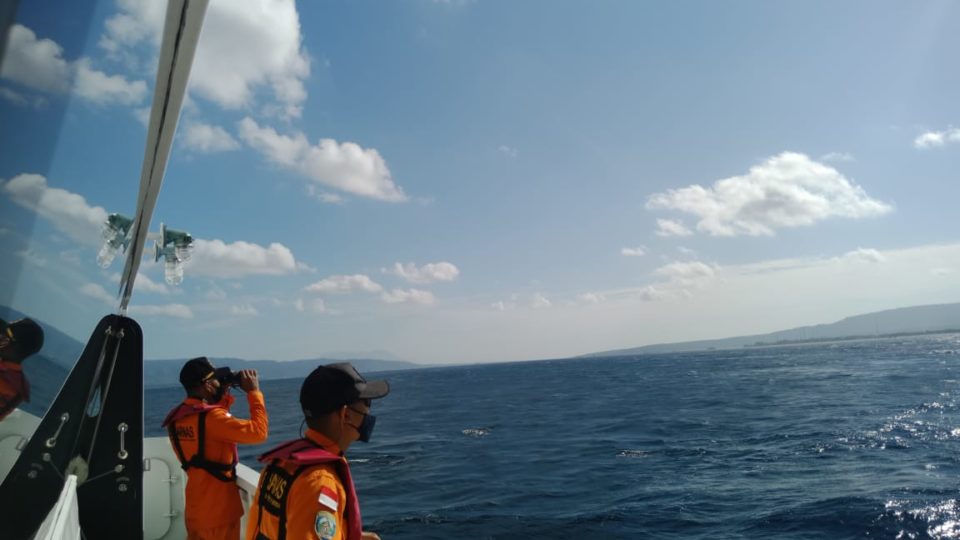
{"left": 254, "top": 460, "right": 309, "bottom": 540}
{"left": 166, "top": 410, "right": 237, "bottom": 482}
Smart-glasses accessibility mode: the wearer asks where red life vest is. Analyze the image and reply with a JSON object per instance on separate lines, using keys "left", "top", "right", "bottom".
{"left": 251, "top": 438, "right": 363, "bottom": 540}
{"left": 161, "top": 401, "right": 239, "bottom": 482}
{"left": 0, "top": 364, "right": 29, "bottom": 419}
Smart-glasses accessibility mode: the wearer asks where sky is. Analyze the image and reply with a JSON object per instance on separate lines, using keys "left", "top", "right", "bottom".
{"left": 1, "top": 0, "right": 960, "bottom": 365}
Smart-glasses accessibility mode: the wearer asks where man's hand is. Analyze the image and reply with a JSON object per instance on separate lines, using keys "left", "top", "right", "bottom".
{"left": 361, "top": 532, "right": 382, "bottom": 540}
{"left": 239, "top": 369, "right": 259, "bottom": 392}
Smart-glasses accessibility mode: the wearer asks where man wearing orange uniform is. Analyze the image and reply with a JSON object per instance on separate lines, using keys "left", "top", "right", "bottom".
{"left": 245, "top": 363, "right": 388, "bottom": 540}
{"left": 163, "top": 357, "right": 269, "bottom": 540}
{"left": 0, "top": 318, "right": 45, "bottom": 421}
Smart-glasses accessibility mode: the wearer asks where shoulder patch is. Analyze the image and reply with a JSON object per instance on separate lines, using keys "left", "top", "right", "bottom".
{"left": 318, "top": 485, "right": 339, "bottom": 511}
{"left": 315, "top": 511, "right": 337, "bottom": 540}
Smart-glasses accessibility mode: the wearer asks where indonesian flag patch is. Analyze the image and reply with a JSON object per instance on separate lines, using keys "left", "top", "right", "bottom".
{"left": 318, "top": 486, "right": 339, "bottom": 511}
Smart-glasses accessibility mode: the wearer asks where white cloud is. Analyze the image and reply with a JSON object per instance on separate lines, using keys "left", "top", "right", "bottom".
{"left": 531, "top": 293, "right": 552, "bottom": 309}
{"left": 16, "top": 249, "right": 47, "bottom": 267}
{"left": 0, "top": 87, "right": 26, "bottom": 105}
{"left": 841, "top": 247, "right": 886, "bottom": 263}
{"left": 2, "top": 173, "right": 108, "bottom": 245}
{"left": 577, "top": 292, "right": 604, "bottom": 304}
{"left": 0, "top": 86, "right": 45, "bottom": 107}
{"left": 914, "top": 128, "right": 960, "bottom": 149}
{"left": 182, "top": 122, "right": 240, "bottom": 153}
{"left": 317, "top": 193, "right": 344, "bottom": 204}
{"left": 1, "top": 25, "right": 71, "bottom": 93}
{"left": 296, "top": 261, "right": 317, "bottom": 273}
{"left": 304, "top": 274, "right": 383, "bottom": 294}
{"left": 81, "top": 283, "right": 116, "bottom": 304}
{"left": 83, "top": 281, "right": 189, "bottom": 317}
{"left": 293, "top": 297, "right": 326, "bottom": 313}
{"left": 820, "top": 152, "right": 855, "bottom": 163}
{"left": 110, "top": 272, "right": 169, "bottom": 294}
{"left": 204, "top": 283, "right": 227, "bottom": 301}
{"left": 385, "top": 261, "right": 460, "bottom": 284}
{"left": 498, "top": 145, "right": 518, "bottom": 158}
{"left": 646, "top": 152, "right": 892, "bottom": 237}
{"left": 72, "top": 58, "right": 146, "bottom": 105}
{"left": 230, "top": 304, "right": 258, "bottom": 316}
{"left": 636, "top": 285, "right": 669, "bottom": 301}
{"left": 129, "top": 304, "right": 194, "bottom": 319}
{"left": 306, "top": 185, "right": 345, "bottom": 204}
{"left": 654, "top": 261, "right": 717, "bottom": 288}
{"left": 587, "top": 262, "right": 716, "bottom": 304}
{"left": 60, "top": 250, "right": 82, "bottom": 265}
{"left": 238, "top": 117, "right": 407, "bottom": 202}
{"left": 677, "top": 246, "right": 696, "bottom": 255}
{"left": 491, "top": 300, "right": 513, "bottom": 311}
{"left": 1, "top": 25, "right": 145, "bottom": 106}
{"left": 98, "top": 0, "right": 166, "bottom": 54}
{"left": 137, "top": 274, "right": 169, "bottom": 295}
{"left": 639, "top": 261, "right": 720, "bottom": 301}
{"left": 381, "top": 288, "right": 435, "bottom": 305}
{"left": 354, "top": 242, "right": 960, "bottom": 365}
{"left": 188, "top": 239, "right": 301, "bottom": 278}
{"left": 100, "top": 0, "right": 310, "bottom": 118}
{"left": 655, "top": 218, "right": 693, "bottom": 237}
{"left": 621, "top": 246, "right": 646, "bottom": 257}
{"left": 133, "top": 106, "right": 150, "bottom": 126}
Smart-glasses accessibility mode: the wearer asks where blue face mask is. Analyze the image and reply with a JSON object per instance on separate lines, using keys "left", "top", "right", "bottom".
{"left": 357, "top": 413, "right": 376, "bottom": 443}
{"left": 347, "top": 407, "right": 376, "bottom": 443}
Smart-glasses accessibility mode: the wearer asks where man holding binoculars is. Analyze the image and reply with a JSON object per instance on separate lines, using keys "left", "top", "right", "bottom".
{"left": 162, "top": 357, "right": 269, "bottom": 540}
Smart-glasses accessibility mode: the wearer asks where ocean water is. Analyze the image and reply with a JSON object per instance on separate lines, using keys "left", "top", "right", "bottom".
{"left": 144, "top": 335, "right": 960, "bottom": 539}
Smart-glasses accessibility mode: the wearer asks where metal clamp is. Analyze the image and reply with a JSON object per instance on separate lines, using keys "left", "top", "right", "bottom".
{"left": 45, "top": 413, "right": 70, "bottom": 448}
{"left": 117, "top": 423, "right": 129, "bottom": 460}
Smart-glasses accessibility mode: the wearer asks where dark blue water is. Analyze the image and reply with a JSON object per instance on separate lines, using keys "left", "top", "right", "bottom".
{"left": 145, "top": 336, "right": 960, "bottom": 539}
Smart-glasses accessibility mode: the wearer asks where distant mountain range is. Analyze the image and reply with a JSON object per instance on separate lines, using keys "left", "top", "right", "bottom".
{"left": 583, "top": 302, "right": 960, "bottom": 357}
{"left": 142, "top": 357, "right": 422, "bottom": 388}
{"left": 0, "top": 305, "right": 424, "bottom": 388}
{"left": 9, "top": 302, "right": 960, "bottom": 389}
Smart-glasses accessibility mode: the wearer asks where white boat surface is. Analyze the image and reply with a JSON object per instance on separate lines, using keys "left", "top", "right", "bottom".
{"left": 1, "top": 408, "right": 261, "bottom": 539}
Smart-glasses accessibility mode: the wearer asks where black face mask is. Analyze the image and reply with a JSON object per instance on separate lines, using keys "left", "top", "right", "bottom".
{"left": 348, "top": 407, "right": 377, "bottom": 443}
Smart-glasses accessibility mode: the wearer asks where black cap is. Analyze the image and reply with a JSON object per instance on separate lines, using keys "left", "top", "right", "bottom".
{"left": 3, "top": 318, "right": 44, "bottom": 359}
{"left": 179, "top": 357, "right": 215, "bottom": 389}
{"left": 300, "top": 362, "right": 390, "bottom": 418}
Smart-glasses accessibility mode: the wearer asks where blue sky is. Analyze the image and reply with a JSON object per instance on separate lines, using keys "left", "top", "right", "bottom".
{"left": 2, "top": 0, "right": 960, "bottom": 365}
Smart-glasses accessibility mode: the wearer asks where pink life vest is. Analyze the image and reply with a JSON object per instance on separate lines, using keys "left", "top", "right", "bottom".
{"left": 161, "top": 401, "right": 239, "bottom": 482}
{"left": 251, "top": 438, "right": 363, "bottom": 540}
{"left": 0, "top": 364, "right": 29, "bottom": 419}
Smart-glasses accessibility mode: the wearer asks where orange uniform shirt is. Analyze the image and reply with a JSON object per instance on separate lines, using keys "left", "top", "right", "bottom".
{"left": 0, "top": 361, "right": 27, "bottom": 421}
{"left": 174, "top": 391, "right": 269, "bottom": 532}
{"left": 245, "top": 429, "right": 351, "bottom": 540}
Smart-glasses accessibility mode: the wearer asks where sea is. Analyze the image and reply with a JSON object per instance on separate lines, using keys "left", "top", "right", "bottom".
{"left": 141, "top": 335, "right": 960, "bottom": 539}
